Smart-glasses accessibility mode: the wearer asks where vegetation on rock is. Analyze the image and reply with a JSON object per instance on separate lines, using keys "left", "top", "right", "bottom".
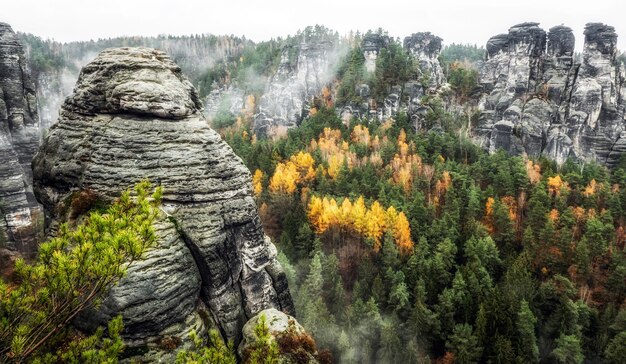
{"left": 0, "top": 181, "right": 161, "bottom": 362}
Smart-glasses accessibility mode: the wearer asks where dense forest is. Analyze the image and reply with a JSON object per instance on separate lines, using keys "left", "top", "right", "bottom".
{"left": 220, "top": 106, "right": 626, "bottom": 363}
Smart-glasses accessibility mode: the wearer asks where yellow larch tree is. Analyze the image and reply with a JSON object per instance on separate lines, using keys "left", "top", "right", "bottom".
{"left": 547, "top": 175, "right": 567, "bottom": 196}
{"left": 393, "top": 212, "right": 413, "bottom": 254}
{"left": 583, "top": 179, "right": 598, "bottom": 197}
{"left": 252, "top": 169, "right": 264, "bottom": 197}
{"left": 307, "top": 195, "right": 414, "bottom": 254}
{"left": 269, "top": 162, "right": 299, "bottom": 194}
{"left": 525, "top": 160, "right": 541, "bottom": 184}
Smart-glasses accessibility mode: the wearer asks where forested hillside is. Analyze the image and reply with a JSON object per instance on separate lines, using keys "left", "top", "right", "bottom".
{"left": 206, "top": 33, "right": 626, "bottom": 361}
{"left": 219, "top": 105, "right": 626, "bottom": 363}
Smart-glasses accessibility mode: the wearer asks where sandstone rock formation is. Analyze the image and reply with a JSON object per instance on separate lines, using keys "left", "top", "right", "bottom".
{"left": 340, "top": 32, "right": 446, "bottom": 128}
{"left": 0, "top": 22, "right": 43, "bottom": 255}
{"left": 32, "top": 47, "right": 294, "bottom": 356}
{"left": 362, "top": 33, "right": 390, "bottom": 74}
{"left": 474, "top": 22, "right": 626, "bottom": 166}
{"left": 253, "top": 35, "right": 341, "bottom": 137}
{"left": 239, "top": 309, "right": 321, "bottom": 364}
{"left": 404, "top": 32, "right": 446, "bottom": 90}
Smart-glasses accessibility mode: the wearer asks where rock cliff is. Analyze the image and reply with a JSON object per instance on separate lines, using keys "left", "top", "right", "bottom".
{"left": 0, "top": 22, "right": 43, "bottom": 255}
{"left": 253, "top": 36, "right": 342, "bottom": 137}
{"left": 32, "top": 47, "right": 294, "bottom": 357}
{"left": 404, "top": 32, "right": 446, "bottom": 90}
{"left": 474, "top": 22, "right": 626, "bottom": 166}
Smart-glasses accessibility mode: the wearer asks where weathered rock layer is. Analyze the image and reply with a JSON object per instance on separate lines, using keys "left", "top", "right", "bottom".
{"left": 474, "top": 22, "right": 626, "bottom": 166}
{"left": 0, "top": 22, "right": 43, "bottom": 254}
{"left": 32, "top": 47, "right": 294, "bottom": 354}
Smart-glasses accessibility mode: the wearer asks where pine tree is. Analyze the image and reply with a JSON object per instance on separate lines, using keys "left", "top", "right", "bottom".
{"left": 516, "top": 300, "right": 539, "bottom": 363}
{"left": 445, "top": 323, "right": 482, "bottom": 364}
{"left": 0, "top": 181, "right": 161, "bottom": 362}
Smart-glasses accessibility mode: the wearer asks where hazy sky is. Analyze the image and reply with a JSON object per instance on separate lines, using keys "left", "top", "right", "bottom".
{"left": 2, "top": 0, "right": 625, "bottom": 52}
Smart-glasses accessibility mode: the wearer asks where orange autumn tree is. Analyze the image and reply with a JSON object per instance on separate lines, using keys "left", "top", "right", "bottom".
{"left": 307, "top": 195, "right": 414, "bottom": 254}
{"left": 547, "top": 175, "right": 568, "bottom": 196}
{"left": 269, "top": 151, "right": 316, "bottom": 194}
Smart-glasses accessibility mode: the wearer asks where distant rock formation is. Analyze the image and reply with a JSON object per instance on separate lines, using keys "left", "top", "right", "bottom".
{"left": 404, "top": 32, "right": 446, "bottom": 89}
{"left": 474, "top": 22, "right": 626, "bottom": 166}
{"left": 341, "top": 32, "right": 447, "bottom": 128}
{"left": 253, "top": 37, "right": 341, "bottom": 137}
{"left": 362, "top": 33, "right": 390, "bottom": 73}
{"left": 0, "top": 22, "right": 43, "bottom": 255}
{"left": 32, "top": 47, "right": 294, "bottom": 359}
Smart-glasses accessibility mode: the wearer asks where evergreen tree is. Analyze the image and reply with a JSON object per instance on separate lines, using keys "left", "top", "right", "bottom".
{"left": 516, "top": 300, "right": 539, "bottom": 363}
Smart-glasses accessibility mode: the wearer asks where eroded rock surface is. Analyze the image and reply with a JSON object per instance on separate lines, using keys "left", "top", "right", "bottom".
{"left": 253, "top": 36, "right": 342, "bottom": 137}
{"left": 0, "top": 22, "right": 43, "bottom": 254}
{"left": 32, "top": 47, "right": 294, "bottom": 354}
{"left": 474, "top": 22, "right": 626, "bottom": 166}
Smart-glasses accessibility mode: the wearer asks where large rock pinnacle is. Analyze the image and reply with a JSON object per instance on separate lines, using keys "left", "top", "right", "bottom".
{"left": 474, "top": 22, "right": 626, "bottom": 166}
{"left": 32, "top": 47, "right": 294, "bottom": 358}
{"left": 0, "top": 22, "right": 43, "bottom": 255}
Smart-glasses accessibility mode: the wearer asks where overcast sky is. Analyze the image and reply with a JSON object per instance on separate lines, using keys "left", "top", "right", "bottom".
{"left": 2, "top": 0, "right": 625, "bottom": 52}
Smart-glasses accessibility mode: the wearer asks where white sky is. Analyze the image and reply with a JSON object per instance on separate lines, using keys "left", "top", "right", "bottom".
{"left": 2, "top": 0, "right": 625, "bottom": 52}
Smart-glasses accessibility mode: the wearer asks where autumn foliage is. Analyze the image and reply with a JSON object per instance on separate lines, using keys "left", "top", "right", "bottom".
{"left": 307, "top": 195, "right": 413, "bottom": 254}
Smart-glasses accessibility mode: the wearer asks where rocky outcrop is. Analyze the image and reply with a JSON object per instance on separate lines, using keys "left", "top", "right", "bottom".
{"left": 32, "top": 47, "right": 294, "bottom": 356}
{"left": 404, "top": 32, "right": 446, "bottom": 89}
{"left": 239, "top": 309, "right": 322, "bottom": 364}
{"left": 0, "top": 23, "right": 43, "bottom": 255}
{"left": 340, "top": 32, "right": 446, "bottom": 128}
{"left": 362, "top": 34, "right": 390, "bottom": 74}
{"left": 253, "top": 36, "right": 341, "bottom": 137}
{"left": 474, "top": 22, "right": 626, "bottom": 166}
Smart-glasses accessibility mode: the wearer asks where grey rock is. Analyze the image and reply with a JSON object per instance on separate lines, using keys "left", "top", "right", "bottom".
{"left": 362, "top": 34, "right": 390, "bottom": 73}
{"left": 404, "top": 32, "right": 446, "bottom": 89}
{"left": 0, "top": 22, "right": 43, "bottom": 255}
{"left": 238, "top": 308, "right": 320, "bottom": 364}
{"left": 474, "top": 22, "right": 626, "bottom": 166}
{"left": 253, "top": 37, "right": 343, "bottom": 137}
{"left": 32, "top": 48, "right": 294, "bottom": 352}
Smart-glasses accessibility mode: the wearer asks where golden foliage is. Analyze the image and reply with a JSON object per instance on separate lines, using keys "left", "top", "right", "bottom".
{"left": 548, "top": 209, "right": 560, "bottom": 222}
{"left": 351, "top": 125, "right": 371, "bottom": 146}
{"left": 525, "top": 160, "right": 541, "bottom": 184}
{"left": 583, "top": 179, "right": 599, "bottom": 197}
{"left": 547, "top": 175, "right": 568, "bottom": 196}
{"left": 269, "top": 162, "right": 299, "bottom": 194}
{"left": 311, "top": 128, "right": 358, "bottom": 179}
{"left": 269, "top": 152, "right": 317, "bottom": 194}
{"left": 501, "top": 195, "right": 517, "bottom": 222}
{"left": 307, "top": 196, "right": 414, "bottom": 254}
{"left": 252, "top": 169, "right": 264, "bottom": 197}
{"left": 572, "top": 206, "right": 587, "bottom": 223}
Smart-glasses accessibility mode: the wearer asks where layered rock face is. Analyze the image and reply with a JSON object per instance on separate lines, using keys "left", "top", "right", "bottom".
{"left": 474, "top": 22, "right": 626, "bottom": 166}
{"left": 404, "top": 32, "right": 446, "bottom": 89}
{"left": 0, "top": 23, "right": 43, "bottom": 254}
{"left": 32, "top": 47, "right": 294, "bottom": 355}
{"left": 253, "top": 39, "right": 339, "bottom": 137}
